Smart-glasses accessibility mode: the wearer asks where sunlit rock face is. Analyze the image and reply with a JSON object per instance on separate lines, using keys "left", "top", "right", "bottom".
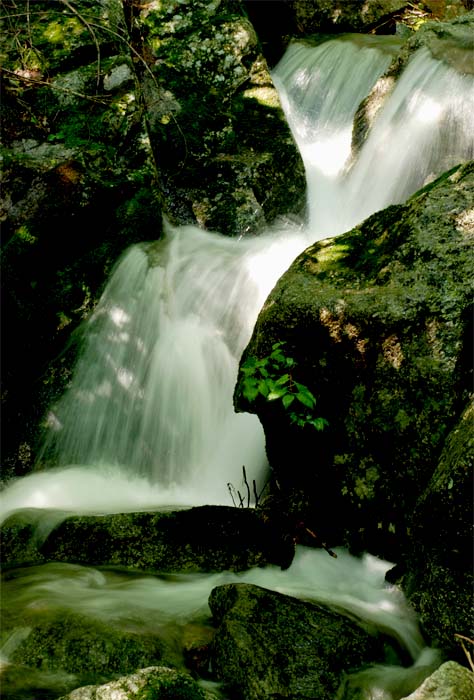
{"left": 134, "top": 0, "right": 306, "bottom": 236}
{"left": 352, "top": 11, "right": 474, "bottom": 156}
{"left": 235, "top": 161, "right": 474, "bottom": 562}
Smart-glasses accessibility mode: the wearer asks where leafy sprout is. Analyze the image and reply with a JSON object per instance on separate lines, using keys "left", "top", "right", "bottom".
{"left": 241, "top": 342, "right": 328, "bottom": 431}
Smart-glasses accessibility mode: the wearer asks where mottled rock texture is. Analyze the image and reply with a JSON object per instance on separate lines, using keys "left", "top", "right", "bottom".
{"left": 235, "top": 161, "right": 473, "bottom": 559}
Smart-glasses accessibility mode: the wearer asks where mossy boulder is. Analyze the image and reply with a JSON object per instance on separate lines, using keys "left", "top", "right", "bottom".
{"left": 56, "top": 667, "right": 217, "bottom": 700}
{"left": 395, "top": 400, "right": 474, "bottom": 662}
{"left": 133, "top": 0, "right": 306, "bottom": 235}
{"left": 208, "top": 582, "right": 385, "bottom": 700}
{"left": 1, "top": 505, "right": 294, "bottom": 572}
{"left": 235, "top": 161, "right": 474, "bottom": 560}
{"left": 399, "top": 661, "right": 474, "bottom": 700}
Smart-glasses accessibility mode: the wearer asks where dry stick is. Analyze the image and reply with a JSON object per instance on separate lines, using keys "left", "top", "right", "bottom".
{"left": 227, "top": 483, "right": 238, "bottom": 508}
{"left": 1, "top": 68, "right": 112, "bottom": 103}
{"left": 454, "top": 633, "right": 474, "bottom": 672}
{"left": 305, "top": 527, "right": 337, "bottom": 558}
{"left": 252, "top": 479, "right": 258, "bottom": 506}
{"left": 242, "top": 466, "right": 251, "bottom": 508}
{"left": 59, "top": 0, "right": 101, "bottom": 90}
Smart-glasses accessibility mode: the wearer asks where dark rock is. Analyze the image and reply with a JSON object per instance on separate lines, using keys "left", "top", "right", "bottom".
{"left": 133, "top": 0, "right": 306, "bottom": 235}
{"left": 208, "top": 582, "right": 385, "bottom": 700}
{"left": 235, "top": 161, "right": 474, "bottom": 561}
{"left": 1, "top": 505, "right": 295, "bottom": 572}
{"left": 400, "top": 400, "right": 474, "bottom": 662}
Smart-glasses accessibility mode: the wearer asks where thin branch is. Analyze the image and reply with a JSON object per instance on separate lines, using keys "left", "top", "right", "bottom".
{"left": 454, "top": 633, "right": 474, "bottom": 672}
{"left": 59, "top": 0, "right": 101, "bottom": 90}
{"left": 1, "top": 67, "right": 112, "bottom": 104}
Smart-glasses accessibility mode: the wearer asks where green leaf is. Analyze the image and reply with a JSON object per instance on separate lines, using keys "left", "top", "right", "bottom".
{"left": 282, "top": 394, "right": 295, "bottom": 409}
{"left": 243, "top": 381, "right": 259, "bottom": 402}
{"left": 275, "top": 373, "right": 290, "bottom": 387}
{"left": 258, "top": 379, "right": 270, "bottom": 397}
{"left": 295, "top": 391, "right": 316, "bottom": 409}
{"left": 267, "top": 388, "right": 287, "bottom": 401}
{"left": 311, "top": 417, "right": 329, "bottom": 431}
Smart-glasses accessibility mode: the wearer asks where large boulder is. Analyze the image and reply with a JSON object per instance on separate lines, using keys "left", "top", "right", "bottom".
{"left": 393, "top": 400, "right": 474, "bottom": 662}
{"left": 132, "top": 0, "right": 306, "bottom": 235}
{"left": 208, "top": 581, "right": 386, "bottom": 700}
{"left": 235, "top": 161, "right": 474, "bottom": 563}
{"left": 1, "top": 505, "right": 294, "bottom": 572}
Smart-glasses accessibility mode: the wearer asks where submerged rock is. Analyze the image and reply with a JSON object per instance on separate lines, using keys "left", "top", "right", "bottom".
{"left": 208, "top": 581, "right": 385, "bottom": 700}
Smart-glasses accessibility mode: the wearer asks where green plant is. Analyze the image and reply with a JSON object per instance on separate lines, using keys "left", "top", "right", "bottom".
{"left": 241, "top": 341, "right": 328, "bottom": 431}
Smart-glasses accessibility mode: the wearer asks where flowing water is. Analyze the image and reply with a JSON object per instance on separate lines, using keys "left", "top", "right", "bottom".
{"left": 1, "top": 33, "right": 474, "bottom": 700}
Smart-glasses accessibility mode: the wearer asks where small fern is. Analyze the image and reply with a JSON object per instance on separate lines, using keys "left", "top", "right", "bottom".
{"left": 241, "top": 342, "right": 328, "bottom": 431}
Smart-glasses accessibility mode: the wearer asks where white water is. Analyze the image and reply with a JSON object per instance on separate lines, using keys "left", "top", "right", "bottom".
{"left": 2, "top": 32, "right": 472, "bottom": 700}
{"left": 3, "top": 35, "right": 473, "bottom": 519}
{"left": 1, "top": 547, "right": 441, "bottom": 699}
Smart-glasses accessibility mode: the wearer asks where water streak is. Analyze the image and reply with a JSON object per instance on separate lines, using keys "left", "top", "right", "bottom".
{"left": 2, "top": 33, "right": 474, "bottom": 519}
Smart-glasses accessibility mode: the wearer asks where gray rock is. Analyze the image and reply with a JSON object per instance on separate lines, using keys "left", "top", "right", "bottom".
{"left": 400, "top": 660, "right": 474, "bottom": 699}
{"left": 57, "top": 666, "right": 214, "bottom": 700}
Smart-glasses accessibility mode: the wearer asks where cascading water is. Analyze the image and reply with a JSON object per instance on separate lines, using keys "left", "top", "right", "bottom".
{"left": 1, "top": 32, "right": 474, "bottom": 700}
{"left": 3, "top": 35, "right": 473, "bottom": 515}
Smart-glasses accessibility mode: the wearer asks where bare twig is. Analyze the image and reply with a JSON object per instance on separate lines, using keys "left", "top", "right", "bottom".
{"left": 454, "top": 633, "right": 474, "bottom": 671}
{"left": 59, "top": 0, "right": 101, "bottom": 90}
{"left": 305, "top": 527, "right": 337, "bottom": 558}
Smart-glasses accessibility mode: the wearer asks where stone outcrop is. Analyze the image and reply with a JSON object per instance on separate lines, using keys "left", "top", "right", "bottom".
{"left": 395, "top": 400, "right": 474, "bottom": 662}
{"left": 235, "top": 161, "right": 474, "bottom": 564}
{"left": 1, "top": 505, "right": 294, "bottom": 572}
{"left": 352, "top": 10, "right": 474, "bottom": 153}
{"left": 132, "top": 0, "right": 306, "bottom": 235}
{"left": 290, "top": 0, "right": 413, "bottom": 34}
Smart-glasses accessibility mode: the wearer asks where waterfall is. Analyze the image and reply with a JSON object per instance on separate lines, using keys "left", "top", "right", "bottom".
{"left": 2, "top": 34, "right": 473, "bottom": 517}
{"left": 1, "top": 31, "right": 473, "bottom": 700}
